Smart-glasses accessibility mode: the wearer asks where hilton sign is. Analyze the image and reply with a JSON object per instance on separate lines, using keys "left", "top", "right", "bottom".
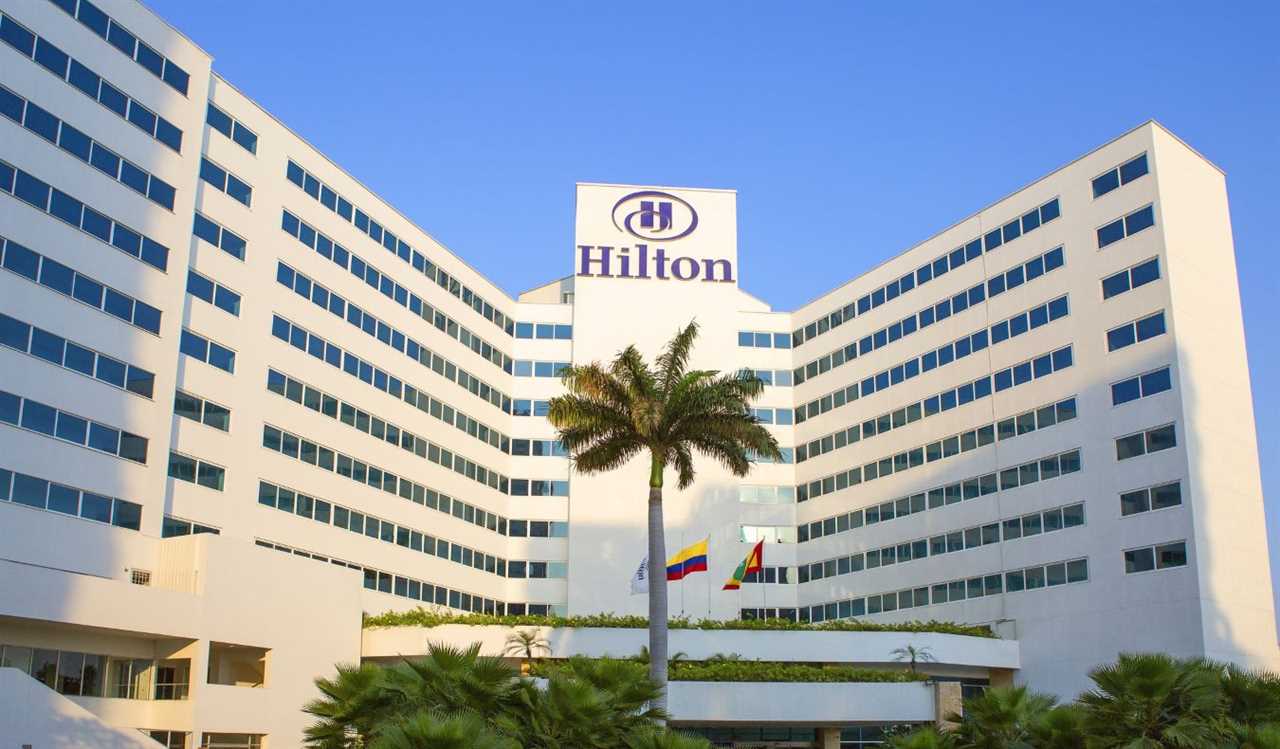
{"left": 575, "top": 190, "right": 735, "bottom": 283}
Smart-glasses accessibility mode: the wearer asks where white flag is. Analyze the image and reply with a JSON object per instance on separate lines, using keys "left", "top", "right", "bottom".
{"left": 630, "top": 556, "right": 649, "bottom": 595}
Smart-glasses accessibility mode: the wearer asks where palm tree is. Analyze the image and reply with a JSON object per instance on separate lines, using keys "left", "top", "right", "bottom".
{"left": 885, "top": 727, "right": 957, "bottom": 749}
{"left": 950, "top": 685, "right": 1057, "bottom": 749}
{"left": 1078, "top": 652, "right": 1227, "bottom": 747}
{"left": 547, "top": 321, "right": 781, "bottom": 711}
{"left": 504, "top": 628, "right": 551, "bottom": 660}
{"left": 892, "top": 645, "right": 937, "bottom": 675}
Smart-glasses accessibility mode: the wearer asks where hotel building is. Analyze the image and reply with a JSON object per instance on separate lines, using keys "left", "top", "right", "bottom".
{"left": 0, "top": 0, "right": 1275, "bottom": 746}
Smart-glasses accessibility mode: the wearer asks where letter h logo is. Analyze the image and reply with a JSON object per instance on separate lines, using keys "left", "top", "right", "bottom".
{"left": 639, "top": 200, "right": 673, "bottom": 232}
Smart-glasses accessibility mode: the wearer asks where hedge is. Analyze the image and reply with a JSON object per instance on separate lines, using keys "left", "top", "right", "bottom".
{"left": 529, "top": 659, "right": 928, "bottom": 683}
{"left": 362, "top": 608, "right": 994, "bottom": 638}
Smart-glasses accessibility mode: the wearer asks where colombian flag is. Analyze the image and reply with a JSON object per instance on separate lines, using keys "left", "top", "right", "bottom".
{"left": 722, "top": 540, "right": 764, "bottom": 590}
{"left": 666, "top": 537, "right": 709, "bottom": 581}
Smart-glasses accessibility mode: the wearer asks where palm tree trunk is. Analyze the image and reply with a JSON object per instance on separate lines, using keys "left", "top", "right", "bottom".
{"left": 647, "top": 481, "right": 669, "bottom": 719}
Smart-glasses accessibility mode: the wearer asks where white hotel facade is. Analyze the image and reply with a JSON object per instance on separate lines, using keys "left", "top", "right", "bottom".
{"left": 0, "top": 0, "right": 1275, "bottom": 746}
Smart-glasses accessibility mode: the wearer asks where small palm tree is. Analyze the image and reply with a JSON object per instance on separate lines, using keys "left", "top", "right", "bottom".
{"left": 950, "top": 685, "right": 1057, "bottom": 749}
{"left": 1079, "top": 653, "right": 1228, "bottom": 747}
{"left": 885, "top": 726, "right": 957, "bottom": 749}
{"left": 548, "top": 321, "right": 781, "bottom": 712}
{"left": 891, "top": 645, "right": 937, "bottom": 675}
{"left": 504, "top": 628, "right": 551, "bottom": 660}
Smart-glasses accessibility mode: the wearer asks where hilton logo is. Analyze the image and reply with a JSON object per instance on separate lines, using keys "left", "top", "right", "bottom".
{"left": 612, "top": 191, "right": 698, "bottom": 241}
{"left": 579, "top": 190, "right": 733, "bottom": 283}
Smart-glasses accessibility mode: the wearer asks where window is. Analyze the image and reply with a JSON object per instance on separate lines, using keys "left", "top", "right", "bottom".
{"left": 1116, "top": 424, "right": 1177, "bottom": 461}
{"left": 206, "top": 102, "right": 257, "bottom": 153}
{"left": 1126, "top": 541, "right": 1187, "bottom": 573}
{"left": 0, "top": 159, "right": 168, "bottom": 270}
{"left": 1107, "top": 311, "right": 1166, "bottom": 351}
{"left": 168, "top": 451, "right": 225, "bottom": 491}
{"left": 180, "top": 329, "right": 235, "bottom": 373}
{"left": 1093, "top": 153, "right": 1149, "bottom": 198}
{"left": 1102, "top": 257, "right": 1160, "bottom": 299}
{"left": 1, "top": 390, "right": 147, "bottom": 463}
{"left": 1098, "top": 205, "right": 1156, "bottom": 248}
{"left": 0, "top": 13, "right": 182, "bottom": 148}
{"left": 44, "top": 0, "right": 190, "bottom": 94}
{"left": 1121, "top": 481, "right": 1182, "bottom": 516}
{"left": 1111, "top": 366, "right": 1173, "bottom": 405}
{"left": 207, "top": 643, "right": 267, "bottom": 687}
{"left": 193, "top": 212, "right": 246, "bottom": 260}
{"left": 199, "top": 158, "right": 252, "bottom": 206}
{"left": 186, "top": 270, "right": 240, "bottom": 315}
{"left": 161, "top": 516, "right": 219, "bottom": 537}
{"left": 174, "top": 391, "right": 230, "bottom": 432}
{"left": 737, "top": 330, "right": 790, "bottom": 348}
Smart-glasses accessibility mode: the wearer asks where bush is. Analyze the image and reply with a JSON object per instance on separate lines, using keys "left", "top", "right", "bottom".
{"left": 530, "top": 659, "right": 927, "bottom": 683}
{"left": 362, "top": 608, "right": 994, "bottom": 638}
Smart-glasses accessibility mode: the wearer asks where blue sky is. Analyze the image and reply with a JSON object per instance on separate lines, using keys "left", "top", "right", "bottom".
{"left": 152, "top": 0, "right": 1279, "bottom": 600}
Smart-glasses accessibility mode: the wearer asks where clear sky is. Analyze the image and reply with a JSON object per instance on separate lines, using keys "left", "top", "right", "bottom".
{"left": 151, "top": 0, "right": 1279, "bottom": 604}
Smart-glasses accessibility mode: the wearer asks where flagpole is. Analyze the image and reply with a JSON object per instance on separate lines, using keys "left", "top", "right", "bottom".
{"left": 679, "top": 530, "right": 686, "bottom": 618}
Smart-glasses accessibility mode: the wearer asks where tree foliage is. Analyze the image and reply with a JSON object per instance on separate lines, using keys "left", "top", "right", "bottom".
{"left": 304, "top": 643, "right": 708, "bottom": 749}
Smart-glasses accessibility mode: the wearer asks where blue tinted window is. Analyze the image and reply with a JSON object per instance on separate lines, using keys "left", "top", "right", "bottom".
{"left": 1108, "top": 324, "right": 1136, "bottom": 351}
{"left": 1136, "top": 312, "right": 1165, "bottom": 341}
{"left": 1142, "top": 368, "right": 1172, "bottom": 395}
{"left": 1126, "top": 206, "right": 1155, "bottom": 235}
{"left": 1098, "top": 219, "right": 1125, "bottom": 248}
{"left": 1120, "top": 154, "right": 1149, "bottom": 184}
{"left": 1112, "top": 377, "right": 1141, "bottom": 405}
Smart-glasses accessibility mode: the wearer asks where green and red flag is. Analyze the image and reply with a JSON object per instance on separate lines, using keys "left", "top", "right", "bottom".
{"left": 722, "top": 540, "right": 764, "bottom": 590}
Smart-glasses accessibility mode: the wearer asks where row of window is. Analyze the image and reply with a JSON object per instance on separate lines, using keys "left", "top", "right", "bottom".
{"left": 514, "top": 360, "right": 570, "bottom": 378}
{"left": 254, "top": 537, "right": 532, "bottom": 616}
{"left": 1092, "top": 153, "right": 1149, "bottom": 199}
{"left": 46, "top": 0, "right": 190, "bottom": 94}
{"left": 740, "top": 525, "right": 798, "bottom": 544}
{"left": 792, "top": 198, "right": 1062, "bottom": 348}
{"left": 743, "top": 368, "right": 794, "bottom": 387}
{"left": 793, "top": 294, "right": 1070, "bottom": 424}
{"left": 167, "top": 450, "right": 225, "bottom": 491}
{"left": 0, "top": 390, "right": 147, "bottom": 463}
{"left": 0, "top": 236, "right": 162, "bottom": 334}
{"left": 278, "top": 220, "right": 512, "bottom": 399}
{"left": 199, "top": 158, "right": 252, "bottom": 207}
{"left": 1098, "top": 205, "right": 1155, "bottom": 249}
{"left": 793, "top": 246, "right": 1065, "bottom": 386}
{"left": 798, "top": 447, "right": 1084, "bottom": 540}
{"left": 186, "top": 270, "right": 240, "bottom": 316}
{"left": 179, "top": 329, "right": 235, "bottom": 373}
{"left": 266, "top": 368, "right": 513, "bottom": 496}
{"left": 1121, "top": 481, "right": 1183, "bottom": 516}
{"left": 192, "top": 212, "right": 247, "bottom": 261}
{"left": 161, "top": 515, "right": 218, "bottom": 537}
{"left": 798, "top": 388, "right": 1075, "bottom": 465}
{"left": 285, "top": 160, "right": 515, "bottom": 337}
{"left": 0, "top": 84, "right": 176, "bottom": 209}
{"left": 513, "top": 399, "right": 551, "bottom": 417}
{"left": 510, "top": 478, "right": 569, "bottom": 497}
{"left": 801, "top": 557, "right": 1088, "bottom": 623}
{"left": 0, "top": 313, "right": 155, "bottom": 399}
{"left": 205, "top": 102, "right": 257, "bottom": 154}
{"left": 0, "top": 466, "right": 141, "bottom": 529}
{"left": 738, "top": 330, "right": 791, "bottom": 349}
{"left": 0, "top": 12, "right": 181, "bottom": 150}
{"left": 174, "top": 390, "right": 230, "bottom": 432}
{"left": 258, "top": 480, "right": 516, "bottom": 581}
{"left": 751, "top": 407, "right": 794, "bottom": 426}
{"left": 742, "top": 566, "right": 792, "bottom": 584}
{"left": 800, "top": 502, "right": 1085, "bottom": 584}
{"left": 271, "top": 361, "right": 507, "bottom": 465}
{"left": 1107, "top": 310, "right": 1166, "bottom": 351}
{"left": 798, "top": 344, "right": 1075, "bottom": 463}
{"left": 512, "top": 438, "right": 566, "bottom": 457}
{"left": 738, "top": 485, "right": 798, "bottom": 505}
{"left": 798, "top": 393, "right": 1076, "bottom": 499}
{"left": 508, "top": 519, "right": 569, "bottom": 538}
{"left": 515, "top": 322, "right": 572, "bottom": 340}
{"left": 1116, "top": 423, "right": 1177, "bottom": 461}
{"left": 0, "top": 644, "right": 179, "bottom": 701}
{"left": 1125, "top": 540, "right": 1187, "bottom": 574}
{"left": 796, "top": 344, "right": 1072, "bottom": 458}
{"left": 1102, "top": 257, "right": 1160, "bottom": 299}
{"left": 279, "top": 224, "right": 511, "bottom": 376}
{"left": 1112, "top": 366, "right": 1172, "bottom": 406}
{"left": 0, "top": 159, "right": 169, "bottom": 270}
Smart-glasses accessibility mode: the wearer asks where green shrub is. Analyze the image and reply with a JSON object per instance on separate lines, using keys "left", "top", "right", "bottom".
{"left": 529, "top": 659, "right": 927, "bottom": 683}
{"left": 362, "top": 608, "right": 994, "bottom": 638}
